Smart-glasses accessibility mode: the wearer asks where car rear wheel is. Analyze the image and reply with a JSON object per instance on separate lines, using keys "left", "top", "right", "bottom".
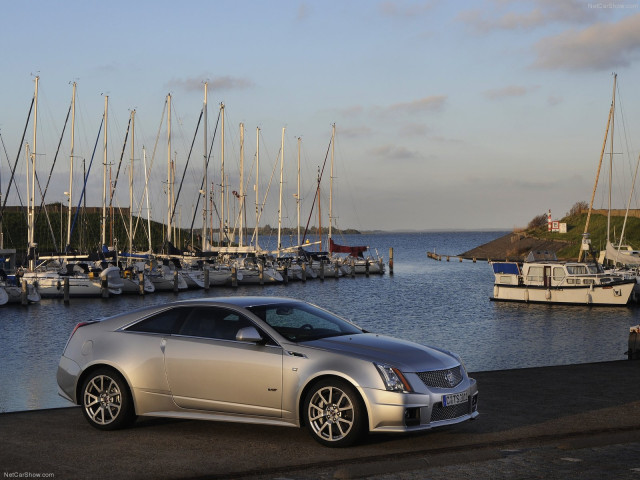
{"left": 303, "top": 379, "right": 366, "bottom": 447}
{"left": 81, "top": 368, "right": 136, "bottom": 430}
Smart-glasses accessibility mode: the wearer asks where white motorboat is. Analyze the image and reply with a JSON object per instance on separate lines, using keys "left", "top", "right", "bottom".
{"left": 490, "top": 252, "right": 636, "bottom": 306}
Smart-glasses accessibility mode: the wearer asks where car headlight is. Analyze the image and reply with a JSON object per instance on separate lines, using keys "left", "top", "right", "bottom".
{"left": 375, "top": 363, "right": 413, "bottom": 392}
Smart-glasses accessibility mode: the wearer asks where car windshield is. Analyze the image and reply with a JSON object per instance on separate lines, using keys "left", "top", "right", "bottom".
{"left": 246, "top": 302, "right": 363, "bottom": 342}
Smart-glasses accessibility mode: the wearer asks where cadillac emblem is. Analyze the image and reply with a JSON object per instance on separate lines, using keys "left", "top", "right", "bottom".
{"left": 445, "top": 370, "right": 456, "bottom": 387}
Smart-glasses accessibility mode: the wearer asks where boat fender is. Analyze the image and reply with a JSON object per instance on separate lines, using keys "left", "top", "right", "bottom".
{"left": 493, "top": 285, "right": 499, "bottom": 298}
{"left": 524, "top": 289, "right": 529, "bottom": 303}
{"left": 545, "top": 289, "right": 551, "bottom": 301}
{"left": 586, "top": 292, "right": 592, "bottom": 304}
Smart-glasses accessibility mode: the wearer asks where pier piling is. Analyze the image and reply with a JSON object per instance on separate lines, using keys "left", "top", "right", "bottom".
{"left": 101, "top": 277, "right": 109, "bottom": 298}
{"left": 64, "top": 277, "right": 70, "bottom": 303}
{"left": 21, "top": 280, "right": 27, "bottom": 305}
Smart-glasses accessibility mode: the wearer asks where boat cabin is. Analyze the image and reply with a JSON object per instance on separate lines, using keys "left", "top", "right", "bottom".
{"left": 492, "top": 261, "right": 621, "bottom": 288}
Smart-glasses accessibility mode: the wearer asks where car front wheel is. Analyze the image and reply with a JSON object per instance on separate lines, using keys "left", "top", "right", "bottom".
{"left": 81, "top": 368, "right": 136, "bottom": 430}
{"left": 303, "top": 379, "right": 366, "bottom": 447}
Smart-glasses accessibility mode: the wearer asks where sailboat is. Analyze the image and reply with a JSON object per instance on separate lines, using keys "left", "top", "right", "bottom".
{"left": 114, "top": 110, "right": 155, "bottom": 294}
{"left": 0, "top": 250, "right": 39, "bottom": 304}
{"left": 20, "top": 79, "right": 120, "bottom": 298}
{"left": 147, "top": 93, "right": 188, "bottom": 291}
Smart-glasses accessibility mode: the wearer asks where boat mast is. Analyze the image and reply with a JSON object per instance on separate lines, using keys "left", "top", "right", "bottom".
{"left": 607, "top": 75, "right": 616, "bottom": 246}
{"left": 101, "top": 95, "right": 108, "bottom": 248}
{"left": 239, "top": 122, "right": 245, "bottom": 248}
{"left": 277, "top": 127, "right": 285, "bottom": 255}
{"left": 329, "top": 123, "right": 335, "bottom": 248}
{"left": 129, "top": 109, "right": 135, "bottom": 257}
{"left": 143, "top": 147, "right": 152, "bottom": 253}
{"left": 317, "top": 166, "right": 322, "bottom": 251}
{"left": 297, "top": 136, "right": 301, "bottom": 246}
{"left": 579, "top": 73, "right": 616, "bottom": 262}
{"left": 28, "top": 76, "right": 39, "bottom": 271}
{"left": 66, "top": 82, "right": 76, "bottom": 251}
{"left": 202, "top": 83, "right": 208, "bottom": 251}
{"left": 166, "top": 94, "right": 172, "bottom": 244}
{"left": 219, "top": 103, "right": 225, "bottom": 245}
{"left": 254, "top": 127, "right": 260, "bottom": 249}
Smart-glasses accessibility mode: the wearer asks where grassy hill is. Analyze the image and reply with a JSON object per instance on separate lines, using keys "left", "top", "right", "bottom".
{"left": 460, "top": 211, "right": 640, "bottom": 261}
{"left": 522, "top": 212, "right": 640, "bottom": 259}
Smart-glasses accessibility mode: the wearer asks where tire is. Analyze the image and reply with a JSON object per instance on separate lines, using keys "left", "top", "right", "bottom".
{"left": 303, "top": 378, "right": 366, "bottom": 447}
{"left": 81, "top": 368, "right": 136, "bottom": 430}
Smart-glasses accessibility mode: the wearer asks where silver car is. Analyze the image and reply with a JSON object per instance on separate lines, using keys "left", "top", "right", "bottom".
{"left": 57, "top": 296, "right": 478, "bottom": 447}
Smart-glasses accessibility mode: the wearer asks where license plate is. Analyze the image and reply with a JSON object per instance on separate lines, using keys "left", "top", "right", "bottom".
{"left": 442, "top": 391, "right": 468, "bottom": 407}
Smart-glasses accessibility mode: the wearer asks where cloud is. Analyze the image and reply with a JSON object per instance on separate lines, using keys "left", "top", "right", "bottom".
{"left": 400, "top": 123, "right": 430, "bottom": 137}
{"left": 484, "top": 85, "right": 539, "bottom": 100}
{"left": 338, "top": 105, "right": 364, "bottom": 117}
{"left": 167, "top": 75, "right": 254, "bottom": 92}
{"left": 547, "top": 95, "right": 562, "bottom": 106}
{"left": 338, "top": 126, "right": 372, "bottom": 138}
{"left": 459, "top": 0, "right": 601, "bottom": 33}
{"left": 296, "top": 3, "right": 310, "bottom": 21}
{"left": 385, "top": 95, "right": 447, "bottom": 115}
{"left": 533, "top": 13, "right": 640, "bottom": 71}
{"left": 379, "top": 1, "right": 433, "bottom": 18}
{"left": 368, "top": 144, "right": 423, "bottom": 161}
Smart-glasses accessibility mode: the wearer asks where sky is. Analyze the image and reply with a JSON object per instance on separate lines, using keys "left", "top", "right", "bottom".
{"left": 2, "top": 0, "right": 640, "bottom": 234}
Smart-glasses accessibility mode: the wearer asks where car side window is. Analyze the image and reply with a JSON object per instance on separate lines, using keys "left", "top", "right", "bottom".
{"left": 178, "top": 307, "right": 259, "bottom": 342}
{"left": 126, "top": 308, "right": 186, "bottom": 334}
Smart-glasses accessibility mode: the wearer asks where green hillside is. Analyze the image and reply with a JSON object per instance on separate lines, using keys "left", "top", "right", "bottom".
{"left": 525, "top": 212, "right": 640, "bottom": 259}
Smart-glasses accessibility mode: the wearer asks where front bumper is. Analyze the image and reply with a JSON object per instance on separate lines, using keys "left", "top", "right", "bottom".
{"left": 364, "top": 377, "right": 479, "bottom": 433}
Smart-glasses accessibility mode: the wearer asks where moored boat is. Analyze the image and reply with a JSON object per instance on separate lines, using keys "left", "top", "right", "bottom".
{"left": 490, "top": 251, "right": 635, "bottom": 306}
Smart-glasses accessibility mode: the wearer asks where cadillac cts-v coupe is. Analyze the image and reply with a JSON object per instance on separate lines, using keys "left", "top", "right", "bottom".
{"left": 57, "top": 296, "right": 478, "bottom": 447}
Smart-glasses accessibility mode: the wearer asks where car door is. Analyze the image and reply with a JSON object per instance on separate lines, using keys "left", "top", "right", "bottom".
{"left": 163, "top": 306, "right": 284, "bottom": 417}
{"left": 122, "top": 306, "right": 188, "bottom": 396}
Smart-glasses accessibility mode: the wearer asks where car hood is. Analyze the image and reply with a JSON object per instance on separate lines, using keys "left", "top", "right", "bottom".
{"left": 303, "top": 333, "right": 459, "bottom": 372}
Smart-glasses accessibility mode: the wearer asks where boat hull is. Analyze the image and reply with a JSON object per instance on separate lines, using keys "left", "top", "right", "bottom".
{"left": 491, "top": 281, "right": 635, "bottom": 306}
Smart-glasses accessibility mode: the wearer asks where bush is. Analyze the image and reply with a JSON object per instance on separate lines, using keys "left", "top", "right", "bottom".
{"left": 527, "top": 213, "right": 548, "bottom": 230}
{"left": 567, "top": 201, "right": 588, "bottom": 217}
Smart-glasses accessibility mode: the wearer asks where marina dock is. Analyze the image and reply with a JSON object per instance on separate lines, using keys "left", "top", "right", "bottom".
{"left": 2, "top": 360, "right": 639, "bottom": 479}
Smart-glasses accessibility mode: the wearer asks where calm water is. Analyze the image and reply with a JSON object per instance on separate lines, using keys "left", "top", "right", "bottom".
{"left": 2, "top": 231, "right": 639, "bottom": 413}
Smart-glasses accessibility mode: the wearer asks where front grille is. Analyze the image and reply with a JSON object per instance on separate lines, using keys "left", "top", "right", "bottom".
{"left": 430, "top": 401, "right": 470, "bottom": 422}
{"left": 417, "top": 366, "right": 463, "bottom": 389}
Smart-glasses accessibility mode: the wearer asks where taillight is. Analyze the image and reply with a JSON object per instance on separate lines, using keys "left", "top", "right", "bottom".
{"left": 70, "top": 321, "right": 93, "bottom": 337}
{"left": 63, "top": 321, "right": 97, "bottom": 351}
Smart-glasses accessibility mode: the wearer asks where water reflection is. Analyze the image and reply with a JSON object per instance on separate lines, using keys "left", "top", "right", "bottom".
{"left": 1, "top": 231, "right": 637, "bottom": 412}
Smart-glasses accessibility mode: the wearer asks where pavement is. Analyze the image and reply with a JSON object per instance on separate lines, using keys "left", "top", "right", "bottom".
{"left": 2, "top": 360, "right": 640, "bottom": 479}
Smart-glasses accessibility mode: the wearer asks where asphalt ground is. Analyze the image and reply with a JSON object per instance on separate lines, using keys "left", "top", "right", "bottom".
{"left": 2, "top": 360, "right": 640, "bottom": 479}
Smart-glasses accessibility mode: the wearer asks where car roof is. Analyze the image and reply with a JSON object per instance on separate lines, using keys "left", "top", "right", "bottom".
{"left": 95, "top": 296, "right": 309, "bottom": 328}
{"left": 167, "top": 296, "right": 304, "bottom": 309}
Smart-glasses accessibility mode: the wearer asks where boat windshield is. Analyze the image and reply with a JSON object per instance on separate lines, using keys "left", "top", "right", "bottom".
{"left": 246, "top": 302, "right": 363, "bottom": 342}
{"left": 566, "top": 265, "right": 598, "bottom": 275}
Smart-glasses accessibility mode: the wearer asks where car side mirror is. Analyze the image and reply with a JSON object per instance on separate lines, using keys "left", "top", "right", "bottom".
{"left": 236, "top": 326, "right": 263, "bottom": 343}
